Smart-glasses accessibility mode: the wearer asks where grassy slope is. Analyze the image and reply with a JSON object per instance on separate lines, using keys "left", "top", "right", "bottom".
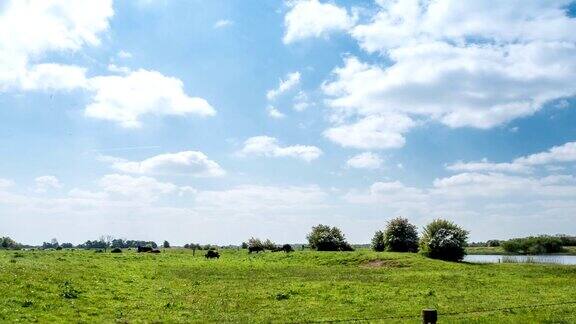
{"left": 1, "top": 249, "right": 575, "bottom": 323}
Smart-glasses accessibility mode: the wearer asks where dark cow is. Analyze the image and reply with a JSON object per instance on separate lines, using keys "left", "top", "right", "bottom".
{"left": 137, "top": 246, "right": 153, "bottom": 253}
{"left": 205, "top": 250, "right": 220, "bottom": 259}
{"left": 248, "top": 246, "right": 264, "bottom": 254}
{"left": 281, "top": 244, "right": 294, "bottom": 253}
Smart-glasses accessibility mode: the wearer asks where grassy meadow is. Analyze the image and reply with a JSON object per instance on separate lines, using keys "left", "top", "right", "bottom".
{"left": 1, "top": 248, "right": 576, "bottom": 323}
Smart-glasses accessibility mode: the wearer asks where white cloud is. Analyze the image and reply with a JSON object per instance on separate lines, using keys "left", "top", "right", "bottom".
{"left": 267, "top": 71, "right": 301, "bottom": 101}
{"left": 195, "top": 185, "right": 328, "bottom": 212}
{"left": 446, "top": 141, "right": 576, "bottom": 174}
{"left": 351, "top": 0, "right": 576, "bottom": 52}
{"left": 0, "top": 178, "right": 14, "bottom": 189}
{"left": 117, "top": 50, "right": 132, "bottom": 59}
{"left": 446, "top": 159, "right": 532, "bottom": 174}
{"left": 324, "top": 114, "right": 414, "bottom": 149}
{"left": 0, "top": 0, "right": 113, "bottom": 91}
{"left": 266, "top": 106, "right": 286, "bottom": 119}
{"left": 107, "top": 64, "right": 131, "bottom": 74}
{"left": 34, "top": 175, "right": 62, "bottom": 193}
{"left": 293, "top": 91, "right": 311, "bottom": 111}
{"left": 283, "top": 0, "right": 355, "bottom": 44}
{"left": 239, "top": 136, "right": 322, "bottom": 161}
{"left": 85, "top": 69, "right": 216, "bottom": 128}
{"left": 319, "top": 0, "right": 576, "bottom": 148}
{"left": 514, "top": 142, "right": 576, "bottom": 166}
{"left": 346, "top": 152, "right": 383, "bottom": 169}
{"left": 100, "top": 151, "right": 225, "bottom": 177}
{"left": 0, "top": 1, "right": 215, "bottom": 129}
{"left": 98, "top": 174, "right": 179, "bottom": 200}
{"left": 214, "top": 19, "right": 233, "bottom": 29}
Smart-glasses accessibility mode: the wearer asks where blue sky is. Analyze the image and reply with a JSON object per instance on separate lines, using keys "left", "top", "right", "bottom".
{"left": 1, "top": 0, "right": 576, "bottom": 245}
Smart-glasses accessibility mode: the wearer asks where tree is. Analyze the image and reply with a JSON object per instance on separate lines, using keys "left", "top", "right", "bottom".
{"left": 262, "top": 239, "right": 276, "bottom": 251}
{"left": 163, "top": 240, "right": 170, "bottom": 248}
{"left": 0, "top": 237, "right": 20, "bottom": 250}
{"left": 371, "top": 230, "right": 385, "bottom": 252}
{"left": 306, "top": 224, "right": 353, "bottom": 251}
{"left": 241, "top": 242, "right": 248, "bottom": 249}
{"left": 420, "top": 219, "right": 468, "bottom": 261}
{"left": 382, "top": 217, "right": 419, "bottom": 252}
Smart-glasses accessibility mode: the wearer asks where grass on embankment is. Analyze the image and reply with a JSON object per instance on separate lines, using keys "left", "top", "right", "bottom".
{"left": 1, "top": 249, "right": 575, "bottom": 323}
{"left": 467, "top": 246, "right": 576, "bottom": 255}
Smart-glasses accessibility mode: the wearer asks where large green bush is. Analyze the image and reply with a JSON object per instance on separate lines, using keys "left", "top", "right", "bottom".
{"left": 501, "top": 236, "right": 565, "bottom": 254}
{"left": 382, "top": 217, "right": 419, "bottom": 252}
{"left": 420, "top": 219, "right": 468, "bottom": 261}
{"left": 307, "top": 224, "right": 353, "bottom": 251}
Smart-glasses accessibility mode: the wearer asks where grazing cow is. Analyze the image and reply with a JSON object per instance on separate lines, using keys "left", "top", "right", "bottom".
{"left": 281, "top": 244, "right": 294, "bottom": 253}
{"left": 111, "top": 248, "right": 122, "bottom": 253}
{"left": 137, "top": 246, "right": 153, "bottom": 253}
{"left": 205, "top": 250, "right": 220, "bottom": 259}
{"left": 248, "top": 246, "right": 264, "bottom": 254}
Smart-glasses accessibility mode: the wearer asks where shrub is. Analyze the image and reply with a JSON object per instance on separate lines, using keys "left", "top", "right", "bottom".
{"left": 371, "top": 230, "right": 385, "bottom": 252}
{"left": 1, "top": 237, "right": 21, "bottom": 250}
{"left": 163, "top": 240, "right": 170, "bottom": 248}
{"left": 486, "top": 240, "right": 501, "bottom": 247}
{"left": 306, "top": 224, "right": 353, "bottom": 251}
{"left": 420, "top": 219, "right": 468, "bottom": 261}
{"left": 501, "top": 236, "right": 564, "bottom": 254}
{"left": 383, "top": 217, "right": 419, "bottom": 252}
{"left": 262, "top": 239, "right": 277, "bottom": 251}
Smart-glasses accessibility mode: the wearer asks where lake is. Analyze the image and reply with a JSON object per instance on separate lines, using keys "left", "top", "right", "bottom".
{"left": 465, "top": 254, "right": 576, "bottom": 265}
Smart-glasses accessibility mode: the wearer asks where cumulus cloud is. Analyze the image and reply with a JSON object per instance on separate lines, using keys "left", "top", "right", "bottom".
{"left": 266, "top": 106, "right": 286, "bottom": 119}
{"left": 34, "top": 175, "right": 62, "bottom": 193}
{"left": 447, "top": 141, "right": 576, "bottom": 173}
{"left": 324, "top": 114, "right": 414, "bottom": 149}
{"left": 0, "top": 0, "right": 113, "bottom": 91}
{"left": 214, "top": 19, "right": 233, "bottom": 29}
{"left": 117, "top": 50, "right": 132, "bottom": 59}
{"left": 0, "top": 1, "right": 215, "bottom": 128}
{"left": 346, "top": 152, "right": 383, "bottom": 169}
{"left": 98, "top": 174, "right": 179, "bottom": 200}
{"left": 318, "top": 0, "right": 576, "bottom": 148}
{"left": 239, "top": 136, "right": 322, "bottom": 161}
{"left": 266, "top": 72, "right": 301, "bottom": 101}
{"left": 0, "top": 178, "right": 14, "bottom": 189}
{"left": 100, "top": 151, "right": 225, "bottom": 177}
{"left": 514, "top": 142, "right": 576, "bottom": 166}
{"left": 446, "top": 159, "right": 533, "bottom": 174}
{"left": 195, "top": 185, "right": 328, "bottom": 212}
{"left": 283, "top": 0, "right": 356, "bottom": 44}
{"left": 85, "top": 69, "right": 215, "bottom": 128}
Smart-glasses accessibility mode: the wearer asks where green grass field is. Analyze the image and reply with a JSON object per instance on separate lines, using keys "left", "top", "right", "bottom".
{"left": 1, "top": 249, "right": 576, "bottom": 323}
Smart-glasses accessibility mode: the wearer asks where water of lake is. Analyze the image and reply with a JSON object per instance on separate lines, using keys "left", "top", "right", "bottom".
{"left": 464, "top": 254, "right": 576, "bottom": 265}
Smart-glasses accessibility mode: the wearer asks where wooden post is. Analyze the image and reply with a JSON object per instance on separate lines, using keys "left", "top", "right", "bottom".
{"left": 422, "top": 309, "right": 437, "bottom": 324}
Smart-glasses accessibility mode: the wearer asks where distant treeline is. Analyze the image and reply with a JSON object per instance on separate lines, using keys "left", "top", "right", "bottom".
{"left": 469, "top": 234, "right": 576, "bottom": 252}
{"left": 2, "top": 232, "right": 575, "bottom": 256}
{"left": 468, "top": 234, "right": 576, "bottom": 247}
{"left": 79, "top": 239, "right": 159, "bottom": 250}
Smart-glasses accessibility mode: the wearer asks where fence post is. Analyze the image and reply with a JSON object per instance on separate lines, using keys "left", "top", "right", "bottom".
{"left": 422, "top": 309, "right": 437, "bottom": 324}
